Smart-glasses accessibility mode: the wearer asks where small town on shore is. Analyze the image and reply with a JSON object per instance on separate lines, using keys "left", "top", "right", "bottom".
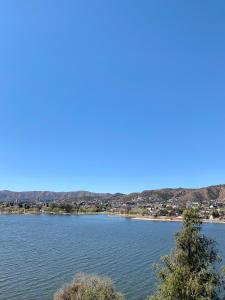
{"left": 1, "top": 185, "right": 225, "bottom": 222}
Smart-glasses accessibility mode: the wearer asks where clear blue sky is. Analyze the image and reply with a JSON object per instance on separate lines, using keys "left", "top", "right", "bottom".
{"left": 0, "top": 1, "right": 225, "bottom": 193}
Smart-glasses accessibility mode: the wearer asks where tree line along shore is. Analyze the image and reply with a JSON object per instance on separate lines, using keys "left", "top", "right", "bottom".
{"left": 1, "top": 201, "right": 225, "bottom": 224}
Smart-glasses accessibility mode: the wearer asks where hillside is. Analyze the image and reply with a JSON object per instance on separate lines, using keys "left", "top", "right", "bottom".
{"left": 123, "top": 185, "right": 225, "bottom": 205}
{"left": 0, "top": 190, "right": 112, "bottom": 203}
{"left": 1, "top": 184, "right": 225, "bottom": 205}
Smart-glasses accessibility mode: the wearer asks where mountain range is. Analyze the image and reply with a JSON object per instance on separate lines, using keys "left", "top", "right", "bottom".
{"left": 1, "top": 184, "right": 225, "bottom": 205}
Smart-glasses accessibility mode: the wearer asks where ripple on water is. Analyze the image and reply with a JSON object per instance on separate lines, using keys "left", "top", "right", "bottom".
{"left": 0, "top": 215, "right": 224, "bottom": 300}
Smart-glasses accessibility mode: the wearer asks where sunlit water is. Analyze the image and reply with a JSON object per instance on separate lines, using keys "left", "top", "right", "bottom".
{"left": 0, "top": 215, "right": 224, "bottom": 300}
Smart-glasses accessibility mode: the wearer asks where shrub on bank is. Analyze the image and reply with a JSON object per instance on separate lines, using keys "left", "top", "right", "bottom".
{"left": 53, "top": 274, "right": 124, "bottom": 300}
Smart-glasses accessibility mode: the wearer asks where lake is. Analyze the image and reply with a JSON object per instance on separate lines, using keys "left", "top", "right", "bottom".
{"left": 0, "top": 215, "right": 224, "bottom": 300}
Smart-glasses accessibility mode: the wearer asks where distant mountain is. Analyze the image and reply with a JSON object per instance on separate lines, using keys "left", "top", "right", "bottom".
{"left": 122, "top": 184, "right": 225, "bottom": 205}
{"left": 0, "top": 184, "right": 225, "bottom": 205}
{"left": 0, "top": 190, "right": 113, "bottom": 203}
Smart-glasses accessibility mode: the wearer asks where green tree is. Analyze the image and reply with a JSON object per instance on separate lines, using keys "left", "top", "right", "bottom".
{"left": 149, "top": 209, "right": 225, "bottom": 300}
{"left": 212, "top": 210, "right": 220, "bottom": 219}
{"left": 53, "top": 273, "right": 124, "bottom": 300}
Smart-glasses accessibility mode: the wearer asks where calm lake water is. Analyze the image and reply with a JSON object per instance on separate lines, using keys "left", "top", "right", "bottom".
{"left": 0, "top": 215, "right": 225, "bottom": 300}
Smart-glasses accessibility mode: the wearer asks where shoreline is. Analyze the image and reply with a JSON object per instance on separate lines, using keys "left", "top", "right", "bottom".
{"left": 0, "top": 211, "right": 225, "bottom": 224}
{"left": 131, "top": 216, "right": 225, "bottom": 224}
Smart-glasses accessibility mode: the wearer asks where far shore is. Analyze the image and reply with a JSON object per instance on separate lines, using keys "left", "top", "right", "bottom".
{"left": 131, "top": 216, "right": 225, "bottom": 224}
{"left": 0, "top": 211, "right": 225, "bottom": 224}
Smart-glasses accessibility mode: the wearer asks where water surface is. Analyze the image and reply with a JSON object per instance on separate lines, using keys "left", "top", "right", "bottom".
{"left": 0, "top": 215, "right": 224, "bottom": 300}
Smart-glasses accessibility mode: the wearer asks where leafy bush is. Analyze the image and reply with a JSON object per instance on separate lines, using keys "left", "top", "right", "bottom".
{"left": 53, "top": 274, "right": 124, "bottom": 300}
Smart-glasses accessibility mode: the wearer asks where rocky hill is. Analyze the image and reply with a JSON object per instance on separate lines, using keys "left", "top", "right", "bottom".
{"left": 122, "top": 185, "right": 225, "bottom": 206}
{"left": 1, "top": 184, "right": 225, "bottom": 205}
{"left": 0, "top": 190, "right": 112, "bottom": 203}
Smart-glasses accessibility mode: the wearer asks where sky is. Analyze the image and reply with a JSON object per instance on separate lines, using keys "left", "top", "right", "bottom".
{"left": 0, "top": 1, "right": 225, "bottom": 193}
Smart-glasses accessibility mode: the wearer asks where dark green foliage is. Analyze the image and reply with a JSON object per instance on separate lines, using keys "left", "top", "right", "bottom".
{"left": 59, "top": 203, "right": 73, "bottom": 213}
{"left": 212, "top": 210, "right": 220, "bottom": 219}
{"left": 149, "top": 209, "right": 225, "bottom": 300}
{"left": 53, "top": 274, "right": 124, "bottom": 300}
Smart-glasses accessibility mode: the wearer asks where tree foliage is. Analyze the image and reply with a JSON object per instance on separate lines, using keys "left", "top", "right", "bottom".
{"left": 149, "top": 209, "right": 225, "bottom": 300}
{"left": 53, "top": 273, "right": 124, "bottom": 300}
